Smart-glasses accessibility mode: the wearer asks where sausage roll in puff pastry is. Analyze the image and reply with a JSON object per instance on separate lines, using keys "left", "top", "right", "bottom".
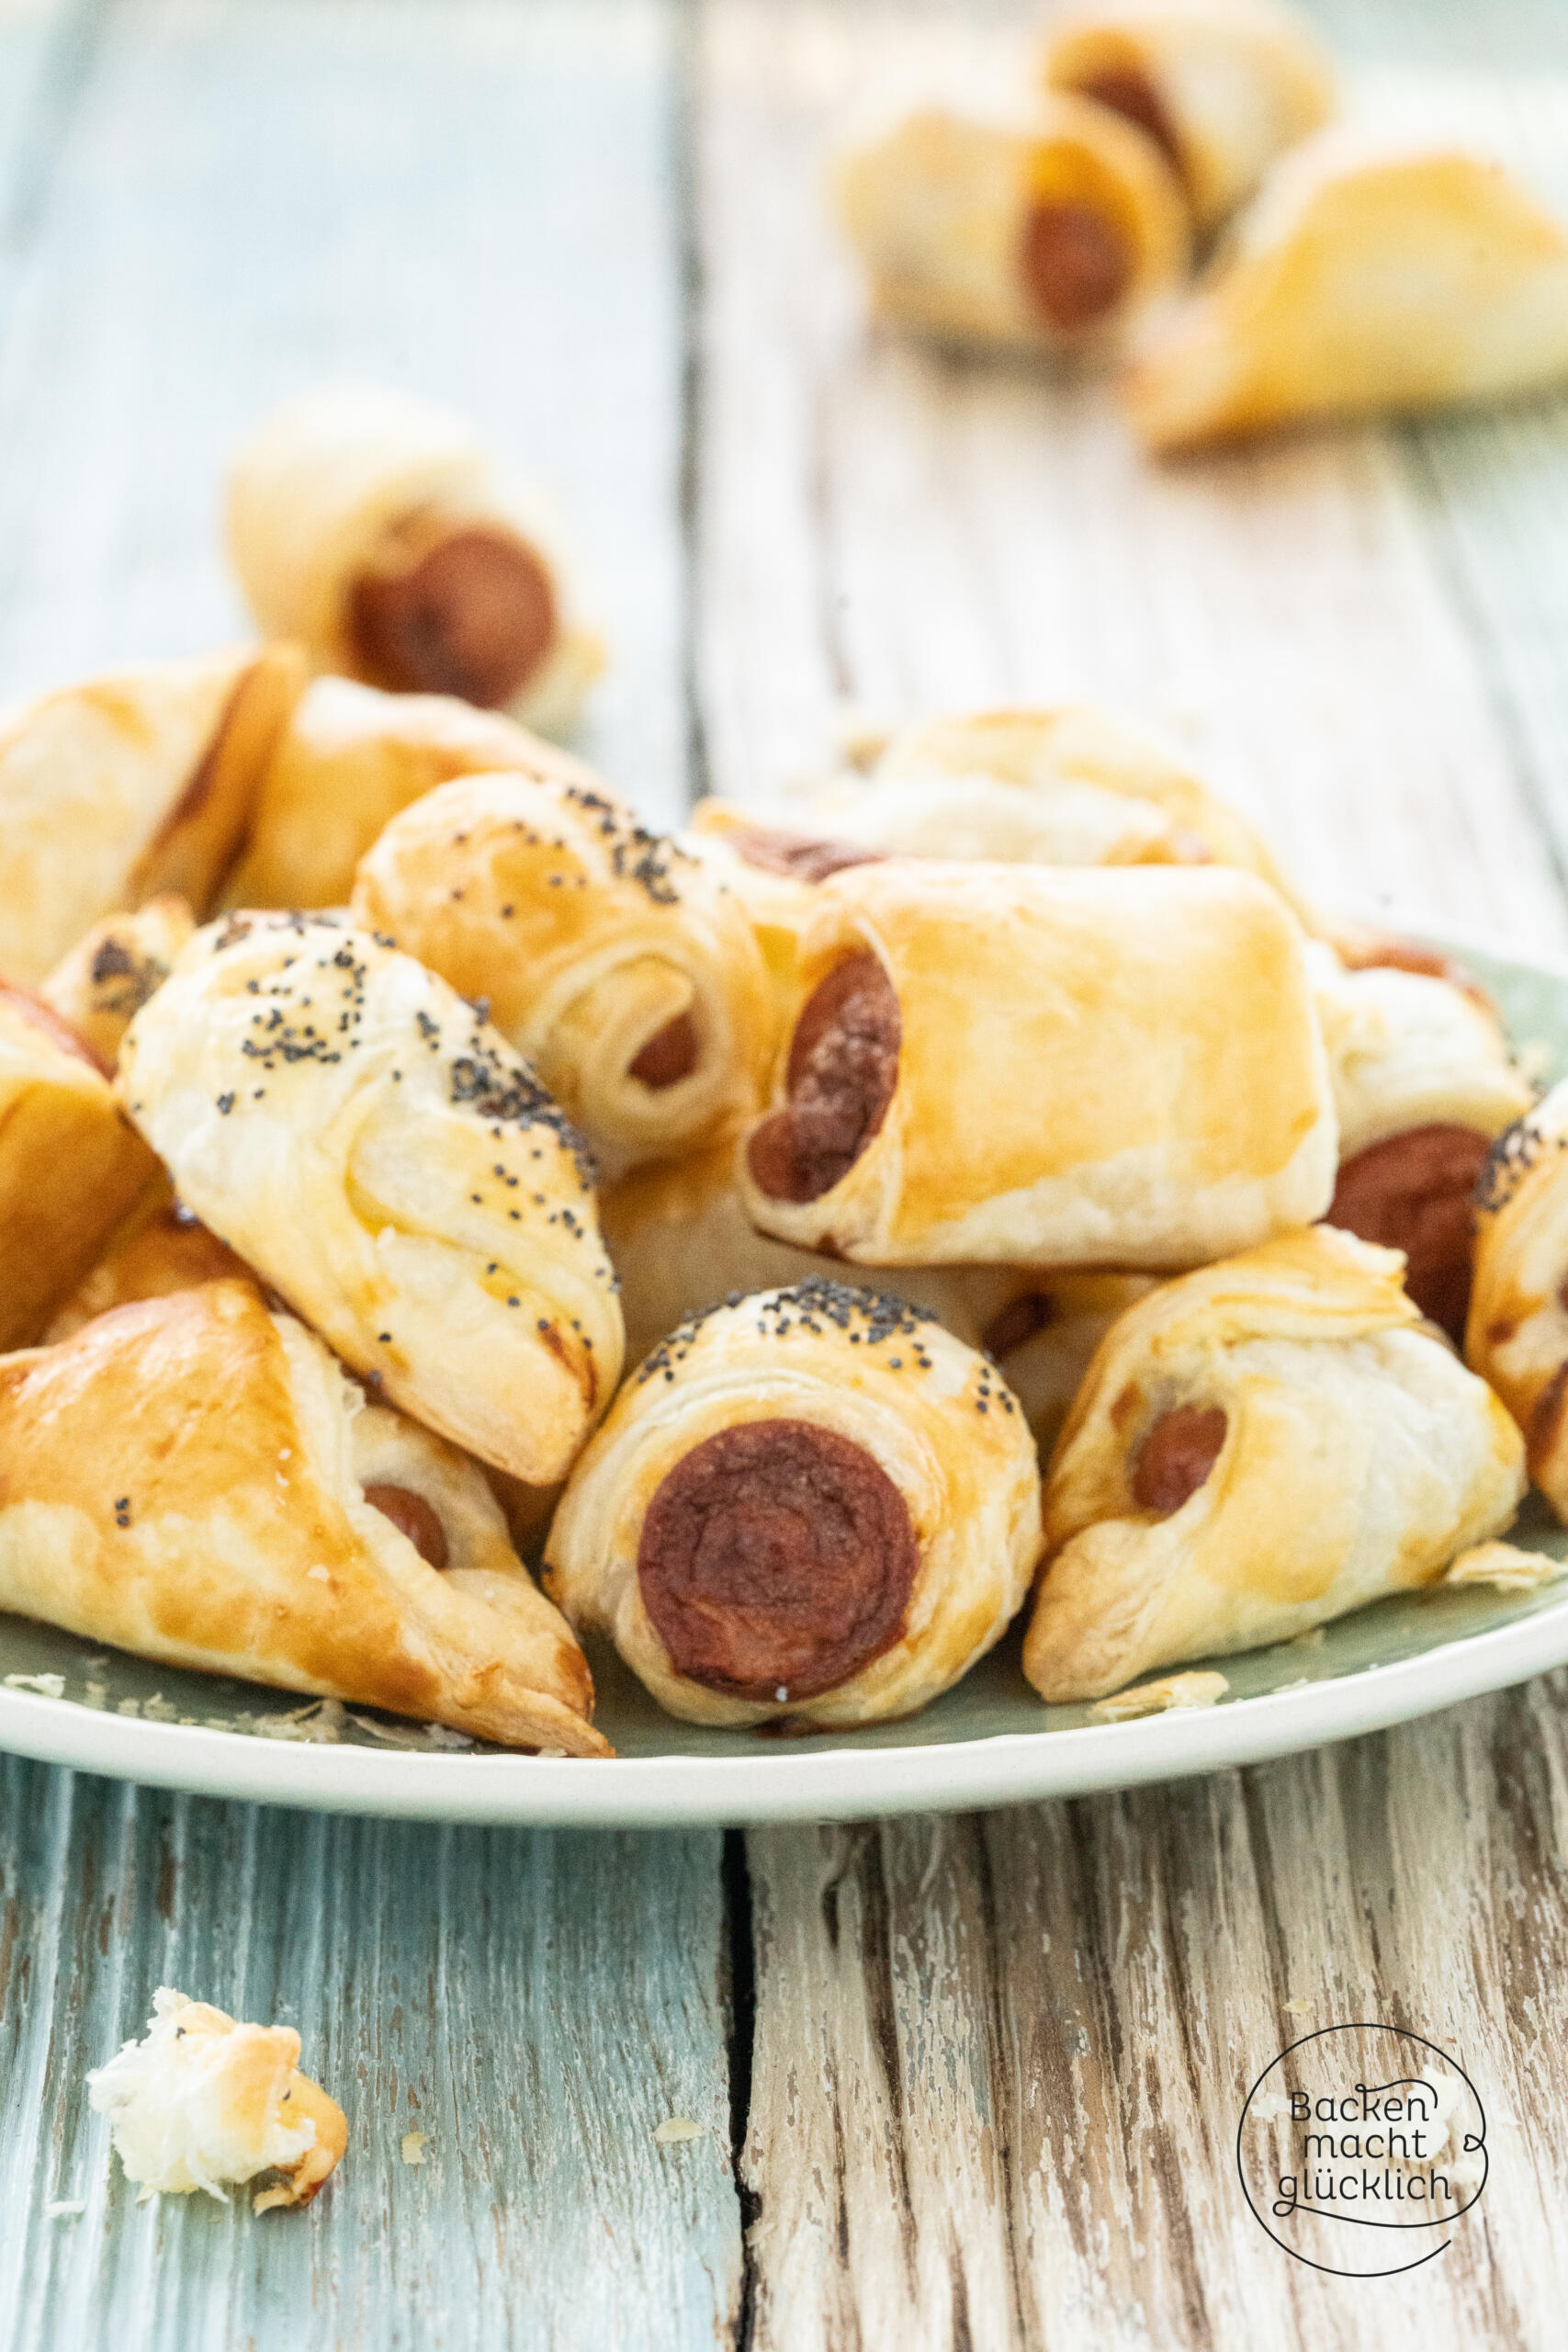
{"left": 975, "top": 1271, "right": 1157, "bottom": 1455}
{"left": 39, "top": 896, "right": 194, "bottom": 1069}
{"left": 0, "top": 642, "right": 305, "bottom": 984}
{"left": 1041, "top": 0, "right": 1337, "bottom": 236}
{"left": 1309, "top": 943, "right": 1532, "bottom": 1340}
{"left": 226, "top": 383, "right": 604, "bottom": 735}
{"left": 740, "top": 861, "right": 1337, "bottom": 1269}
{"left": 1025, "top": 1227, "right": 1526, "bottom": 1701}
{"left": 1123, "top": 130, "right": 1568, "bottom": 451}
{"left": 0, "top": 1281, "right": 607, "bottom": 1752}
{"left": 118, "top": 912, "right": 624, "bottom": 1485}
{"left": 43, "top": 1187, "right": 249, "bottom": 1344}
{"left": 678, "top": 814, "right": 886, "bottom": 1050}
{"left": 1466, "top": 1080, "right": 1568, "bottom": 1522}
{"left": 833, "top": 89, "right": 1190, "bottom": 351}
{"left": 0, "top": 987, "right": 159, "bottom": 1351}
{"left": 222, "top": 673, "right": 604, "bottom": 913}
{"left": 545, "top": 1280, "right": 1042, "bottom": 1728}
{"left": 353, "top": 775, "right": 774, "bottom": 1177}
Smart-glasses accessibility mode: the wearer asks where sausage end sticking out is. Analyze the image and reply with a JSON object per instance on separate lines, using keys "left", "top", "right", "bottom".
{"left": 747, "top": 951, "right": 901, "bottom": 1204}
{"left": 1132, "top": 1405, "right": 1228, "bottom": 1516}
{"left": 725, "top": 823, "right": 886, "bottom": 885}
{"left": 363, "top": 1483, "right": 449, "bottom": 1572}
{"left": 1072, "top": 66, "right": 1184, "bottom": 181}
{"left": 1327, "top": 1123, "right": 1492, "bottom": 1343}
{"left": 629, "top": 1012, "right": 700, "bottom": 1091}
{"left": 1020, "top": 201, "right": 1134, "bottom": 334}
{"left": 349, "top": 524, "right": 557, "bottom": 707}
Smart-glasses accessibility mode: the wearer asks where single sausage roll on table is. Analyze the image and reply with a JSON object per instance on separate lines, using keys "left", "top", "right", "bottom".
{"left": 118, "top": 912, "right": 624, "bottom": 1486}
{"left": 545, "top": 1281, "right": 1043, "bottom": 1729}
{"left": 1467, "top": 1080, "right": 1568, "bottom": 1522}
{"left": 0, "top": 1282, "right": 607, "bottom": 1752}
{"left": 1025, "top": 1227, "right": 1526, "bottom": 1701}
{"left": 222, "top": 673, "right": 602, "bottom": 913}
{"left": 353, "top": 774, "right": 774, "bottom": 1177}
{"left": 226, "top": 383, "right": 604, "bottom": 736}
{"left": 39, "top": 895, "right": 194, "bottom": 1069}
{"left": 0, "top": 987, "right": 159, "bottom": 1351}
{"left": 833, "top": 89, "right": 1190, "bottom": 352}
{"left": 1310, "top": 943, "right": 1532, "bottom": 1339}
{"left": 740, "top": 861, "right": 1337, "bottom": 1269}
{"left": 1041, "top": 0, "right": 1337, "bottom": 236}
{"left": 1123, "top": 130, "right": 1568, "bottom": 451}
{"left": 0, "top": 643, "right": 305, "bottom": 984}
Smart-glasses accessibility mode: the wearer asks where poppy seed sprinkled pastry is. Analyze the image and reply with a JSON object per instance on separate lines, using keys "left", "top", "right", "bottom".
{"left": 0, "top": 1282, "right": 608, "bottom": 1751}
{"left": 118, "top": 912, "right": 624, "bottom": 1486}
{"left": 545, "top": 1281, "right": 1042, "bottom": 1729}
{"left": 0, "top": 643, "right": 306, "bottom": 984}
{"left": 740, "top": 861, "right": 1337, "bottom": 1269}
{"left": 1123, "top": 131, "right": 1568, "bottom": 451}
{"left": 39, "top": 896, "right": 195, "bottom": 1070}
{"left": 1024, "top": 1227, "right": 1525, "bottom": 1702}
{"left": 226, "top": 383, "right": 605, "bottom": 735}
{"left": 352, "top": 774, "right": 774, "bottom": 1177}
{"left": 1041, "top": 0, "right": 1337, "bottom": 235}
{"left": 1466, "top": 1080, "right": 1568, "bottom": 1523}
{"left": 834, "top": 88, "right": 1190, "bottom": 352}
{"left": 1310, "top": 944, "right": 1533, "bottom": 1340}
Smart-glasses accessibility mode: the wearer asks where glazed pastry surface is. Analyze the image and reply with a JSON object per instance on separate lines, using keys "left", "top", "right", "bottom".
{"left": 1467, "top": 1079, "right": 1568, "bottom": 1523}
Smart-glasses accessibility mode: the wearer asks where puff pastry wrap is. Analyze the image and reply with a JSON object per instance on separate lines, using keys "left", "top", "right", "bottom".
{"left": 353, "top": 774, "right": 774, "bottom": 1179}
{"left": 226, "top": 383, "right": 604, "bottom": 735}
{"left": 545, "top": 1280, "right": 1042, "bottom": 1728}
{"left": 1025, "top": 1227, "right": 1526, "bottom": 1701}
{"left": 1307, "top": 942, "right": 1532, "bottom": 1340}
{"left": 740, "top": 860, "right": 1337, "bottom": 1269}
{"left": 1041, "top": 0, "right": 1337, "bottom": 236}
{"left": 834, "top": 86, "right": 1189, "bottom": 351}
{"left": 117, "top": 912, "right": 624, "bottom": 1485}
{"left": 39, "top": 897, "right": 195, "bottom": 1069}
{"left": 0, "top": 1280, "right": 606, "bottom": 1751}
{"left": 1466, "top": 1078, "right": 1568, "bottom": 1524}
{"left": 0, "top": 643, "right": 305, "bottom": 985}
{"left": 1123, "top": 129, "right": 1568, "bottom": 450}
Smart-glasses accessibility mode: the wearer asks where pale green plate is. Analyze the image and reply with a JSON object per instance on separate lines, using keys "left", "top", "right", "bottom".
{"left": 2, "top": 923, "right": 1566, "bottom": 1825}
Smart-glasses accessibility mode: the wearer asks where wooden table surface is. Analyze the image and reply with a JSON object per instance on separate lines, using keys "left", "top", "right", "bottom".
{"left": 4, "top": 1, "right": 1568, "bottom": 2345}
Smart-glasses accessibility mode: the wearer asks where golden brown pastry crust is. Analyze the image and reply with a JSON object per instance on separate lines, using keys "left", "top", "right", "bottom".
{"left": 1123, "top": 130, "right": 1568, "bottom": 450}
{"left": 42, "top": 1184, "right": 250, "bottom": 1344}
{"left": 118, "top": 912, "right": 624, "bottom": 1486}
{"left": 0, "top": 1281, "right": 608, "bottom": 1750}
{"left": 39, "top": 896, "right": 195, "bottom": 1069}
{"left": 352, "top": 774, "right": 775, "bottom": 1177}
{"left": 544, "top": 1281, "right": 1042, "bottom": 1728}
{"left": 1025, "top": 1228, "right": 1525, "bottom": 1700}
{"left": 739, "top": 861, "right": 1337, "bottom": 1268}
{"left": 0, "top": 644, "right": 305, "bottom": 985}
{"left": 1466, "top": 1080, "right": 1568, "bottom": 1521}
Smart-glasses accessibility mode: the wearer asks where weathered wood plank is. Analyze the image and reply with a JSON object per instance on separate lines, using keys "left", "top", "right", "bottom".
{"left": 0, "top": 1758, "right": 742, "bottom": 2352}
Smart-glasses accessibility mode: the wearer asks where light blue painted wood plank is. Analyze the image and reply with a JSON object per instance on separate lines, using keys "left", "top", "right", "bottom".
{"left": 0, "top": 1759, "right": 741, "bottom": 2351}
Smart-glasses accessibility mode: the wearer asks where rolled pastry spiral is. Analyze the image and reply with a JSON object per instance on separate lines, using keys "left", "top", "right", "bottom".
{"left": 39, "top": 896, "right": 195, "bottom": 1070}
{"left": 0, "top": 642, "right": 305, "bottom": 984}
{"left": 1025, "top": 1227, "right": 1526, "bottom": 1701}
{"left": 1467, "top": 1080, "right": 1568, "bottom": 1522}
{"left": 353, "top": 773, "right": 774, "bottom": 1176}
{"left": 118, "top": 911, "right": 625, "bottom": 1485}
{"left": 226, "top": 383, "right": 604, "bottom": 735}
{"left": 739, "top": 860, "right": 1337, "bottom": 1268}
{"left": 0, "top": 1281, "right": 607, "bottom": 1751}
{"left": 833, "top": 87, "right": 1189, "bottom": 351}
{"left": 545, "top": 1280, "right": 1043, "bottom": 1728}
{"left": 1042, "top": 0, "right": 1337, "bottom": 234}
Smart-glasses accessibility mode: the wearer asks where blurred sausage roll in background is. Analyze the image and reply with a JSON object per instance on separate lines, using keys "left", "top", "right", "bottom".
{"left": 833, "top": 88, "right": 1190, "bottom": 350}
{"left": 118, "top": 912, "right": 624, "bottom": 1485}
{"left": 0, "top": 1281, "right": 607, "bottom": 1751}
{"left": 353, "top": 773, "right": 774, "bottom": 1176}
{"left": 226, "top": 382, "right": 605, "bottom": 735}
{"left": 1040, "top": 0, "right": 1337, "bottom": 235}
{"left": 1025, "top": 1227, "right": 1526, "bottom": 1701}
{"left": 1467, "top": 1081, "right": 1568, "bottom": 1524}
{"left": 739, "top": 860, "right": 1337, "bottom": 1268}
{"left": 545, "top": 1281, "right": 1042, "bottom": 1728}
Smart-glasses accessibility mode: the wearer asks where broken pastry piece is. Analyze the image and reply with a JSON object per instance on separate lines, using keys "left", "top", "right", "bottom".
{"left": 226, "top": 382, "right": 604, "bottom": 735}
{"left": 118, "top": 913, "right": 624, "bottom": 1486}
{"left": 1024, "top": 1227, "right": 1525, "bottom": 1701}
{"left": 834, "top": 89, "right": 1190, "bottom": 351}
{"left": 0, "top": 1281, "right": 608, "bottom": 1750}
{"left": 1124, "top": 130, "right": 1568, "bottom": 450}
{"left": 88, "top": 1987, "right": 347, "bottom": 2212}
{"left": 39, "top": 896, "right": 194, "bottom": 1069}
{"left": 0, "top": 643, "right": 305, "bottom": 983}
{"left": 1467, "top": 1080, "right": 1568, "bottom": 1525}
{"left": 1042, "top": 0, "right": 1337, "bottom": 235}
{"left": 545, "top": 1281, "right": 1042, "bottom": 1729}
{"left": 739, "top": 860, "right": 1336, "bottom": 1269}
{"left": 353, "top": 774, "right": 774, "bottom": 1178}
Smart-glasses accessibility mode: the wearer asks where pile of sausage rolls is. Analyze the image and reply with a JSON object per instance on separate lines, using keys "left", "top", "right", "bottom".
{"left": 834, "top": 0, "right": 1568, "bottom": 448}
